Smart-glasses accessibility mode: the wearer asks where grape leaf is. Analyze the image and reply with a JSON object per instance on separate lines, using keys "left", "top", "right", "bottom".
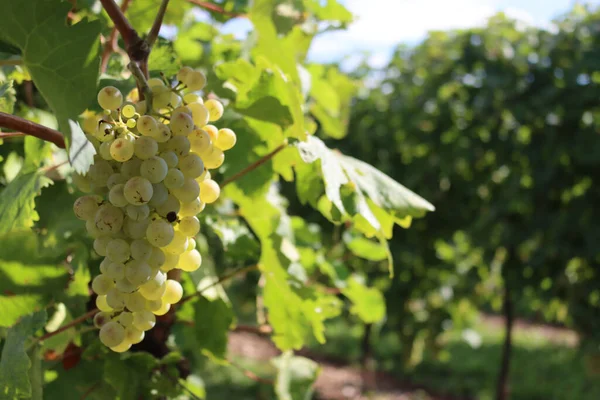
{"left": 342, "top": 278, "right": 386, "bottom": 324}
{"left": 148, "top": 38, "right": 181, "bottom": 78}
{"left": 104, "top": 353, "right": 158, "bottom": 399}
{"left": 343, "top": 231, "right": 387, "bottom": 262}
{"left": 192, "top": 296, "right": 234, "bottom": 361}
{"left": 272, "top": 351, "right": 320, "bottom": 400}
{"left": 0, "top": 310, "right": 46, "bottom": 400}
{"left": 0, "top": 0, "right": 100, "bottom": 173}
{"left": 127, "top": 0, "right": 192, "bottom": 32}
{"left": 45, "top": 358, "right": 116, "bottom": 400}
{"left": 28, "top": 344, "right": 43, "bottom": 400}
{"left": 0, "top": 79, "right": 16, "bottom": 113}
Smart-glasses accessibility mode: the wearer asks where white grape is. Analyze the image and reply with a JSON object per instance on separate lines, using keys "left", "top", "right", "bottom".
{"left": 163, "top": 280, "right": 183, "bottom": 304}
{"left": 89, "top": 161, "right": 114, "bottom": 187}
{"left": 156, "top": 194, "right": 180, "bottom": 218}
{"left": 148, "top": 183, "right": 169, "bottom": 208}
{"left": 99, "top": 321, "right": 126, "bottom": 348}
{"left": 178, "top": 153, "right": 204, "bottom": 178}
{"left": 185, "top": 70, "right": 206, "bottom": 91}
{"left": 98, "top": 86, "right": 123, "bottom": 111}
{"left": 160, "top": 253, "right": 179, "bottom": 272}
{"left": 106, "top": 262, "right": 126, "bottom": 280}
{"left": 107, "top": 173, "right": 126, "bottom": 189}
{"left": 122, "top": 104, "right": 137, "bottom": 119}
{"left": 164, "top": 168, "right": 185, "bottom": 189}
{"left": 183, "top": 93, "right": 201, "bottom": 104}
{"left": 171, "top": 178, "right": 200, "bottom": 203}
{"left": 160, "top": 151, "right": 179, "bottom": 168}
{"left": 124, "top": 177, "right": 154, "bottom": 205}
{"left": 155, "top": 123, "right": 171, "bottom": 143}
{"left": 99, "top": 257, "right": 111, "bottom": 274}
{"left": 203, "top": 124, "right": 219, "bottom": 141}
{"left": 110, "top": 138, "right": 134, "bottom": 162}
{"left": 125, "top": 259, "right": 152, "bottom": 286}
{"left": 124, "top": 217, "right": 150, "bottom": 240}
{"left": 199, "top": 179, "right": 220, "bottom": 203}
{"left": 178, "top": 249, "right": 202, "bottom": 272}
{"left": 188, "top": 102, "right": 209, "bottom": 127}
{"left": 146, "top": 219, "right": 175, "bottom": 248}
{"left": 106, "top": 288, "right": 126, "bottom": 310}
{"left": 153, "top": 299, "right": 171, "bottom": 316}
{"left": 92, "top": 274, "right": 114, "bottom": 295}
{"left": 124, "top": 291, "right": 147, "bottom": 312}
{"left": 93, "top": 312, "right": 112, "bottom": 329}
{"left": 215, "top": 128, "right": 237, "bottom": 150}
{"left": 134, "top": 136, "right": 158, "bottom": 159}
{"left": 189, "top": 129, "right": 212, "bottom": 155}
{"left": 167, "top": 136, "right": 191, "bottom": 157}
{"left": 96, "top": 122, "right": 114, "bottom": 142}
{"left": 99, "top": 141, "right": 113, "bottom": 160}
{"left": 132, "top": 310, "right": 156, "bottom": 331}
{"left": 146, "top": 299, "right": 162, "bottom": 312}
{"left": 137, "top": 115, "right": 159, "bottom": 136}
{"left": 139, "top": 271, "right": 167, "bottom": 300}
{"left": 179, "top": 198, "right": 205, "bottom": 217}
{"left": 116, "top": 278, "right": 137, "bottom": 293}
{"left": 108, "top": 184, "right": 129, "bottom": 207}
{"left": 118, "top": 312, "right": 134, "bottom": 327}
{"left": 95, "top": 204, "right": 124, "bottom": 234}
{"left": 73, "top": 195, "right": 102, "bottom": 220}
{"left": 140, "top": 156, "right": 168, "bottom": 183}
{"left": 162, "top": 230, "right": 188, "bottom": 255}
{"left": 148, "top": 247, "right": 165, "bottom": 269}
{"left": 106, "top": 238, "right": 130, "bottom": 263}
{"left": 96, "top": 295, "right": 113, "bottom": 312}
{"left": 177, "top": 66, "right": 193, "bottom": 83}
{"left": 110, "top": 340, "right": 132, "bottom": 353}
{"left": 179, "top": 216, "right": 200, "bottom": 236}
{"left": 120, "top": 158, "right": 142, "bottom": 180}
{"left": 204, "top": 99, "right": 224, "bottom": 121}
{"left": 126, "top": 204, "right": 150, "bottom": 221}
{"left": 203, "top": 147, "right": 224, "bottom": 169}
{"left": 170, "top": 112, "right": 194, "bottom": 136}
{"left": 125, "top": 326, "right": 145, "bottom": 344}
{"left": 130, "top": 239, "right": 153, "bottom": 261}
{"left": 152, "top": 85, "right": 172, "bottom": 111}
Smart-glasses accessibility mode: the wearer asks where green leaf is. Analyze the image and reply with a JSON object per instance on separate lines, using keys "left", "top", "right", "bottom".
{"left": 304, "top": 0, "right": 353, "bottom": 23}
{"left": 27, "top": 344, "right": 43, "bottom": 400}
{"left": 45, "top": 358, "right": 116, "bottom": 400}
{"left": 23, "top": 136, "right": 51, "bottom": 170}
{"left": 148, "top": 38, "right": 181, "bottom": 78}
{"left": 342, "top": 278, "right": 386, "bottom": 324}
{"left": 0, "top": 0, "right": 100, "bottom": 173}
{"left": 127, "top": 0, "right": 192, "bottom": 32}
{"left": 0, "top": 310, "right": 46, "bottom": 400}
{"left": 0, "top": 171, "right": 52, "bottom": 235}
{"left": 192, "top": 296, "right": 234, "bottom": 361}
{"left": 174, "top": 23, "right": 218, "bottom": 64}
{"left": 343, "top": 231, "right": 387, "bottom": 261}
{"left": 104, "top": 353, "right": 158, "bottom": 399}
{"left": 0, "top": 79, "right": 16, "bottom": 113}
{"left": 272, "top": 351, "right": 320, "bottom": 400}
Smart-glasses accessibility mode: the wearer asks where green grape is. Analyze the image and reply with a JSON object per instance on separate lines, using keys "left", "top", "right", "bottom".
{"left": 215, "top": 128, "right": 237, "bottom": 150}
{"left": 164, "top": 168, "right": 185, "bottom": 189}
{"left": 110, "top": 138, "right": 135, "bottom": 162}
{"left": 188, "top": 102, "right": 209, "bottom": 127}
{"left": 107, "top": 262, "right": 126, "bottom": 280}
{"left": 95, "top": 204, "right": 124, "bottom": 234}
{"left": 178, "top": 249, "right": 202, "bottom": 272}
{"left": 93, "top": 312, "right": 112, "bottom": 329}
{"left": 185, "top": 70, "right": 206, "bottom": 91}
{"left": 125, "top": 326, "right": 145, "bottom": 344}
{"left": 199, "top": 179, "right": 221, "bottom": 204}
{"left": 163, "top": 280, "right": 183, "bottom": 304}
{"left": 118, "top": 311, "right": 134, "bottom": 327}
{"left": 203, "top": 147, "right": 224, "bottom": 169}
{"left": 73, "top": 195, "right": 102, "bottom": 220}
{"left": 183, "top": 92, "right": 201, "bottom": 104}
{"left": 99, "top": 257, "right": 111, "bottom": 274}
{"left": 124, "top": 291, "right": 146, "bottom": 312}
{"left": 199, "top": 169, "right": 210, "bottom": 182}
{"left": 96, "top": 295, "right": 113, "bottom": 312}
{"left": 179, "top": 216, "right": 200, "bottom": 236}
{"left": 132, "top": 310, "right": 156, "bottom": 331}
{"left": 139, "top": 271, "right": 167, "bottom": 300}
{"left": 106, "top": 287, "right": 126, "bottom": 310}
{"left": 110, "top": 340, "right": 132, "bottom": 353}
{"left": 93, "top": 237, "right": 111, "bottom": 256}
{"left": 126, "top": 204, "right": 150, "bottom": 221}
{"left": 153, "top": 299, "right": 171, "bottom": 316}
{"left": 124, "top": 176, "right": 154, "bottom": 205}
{"left": 135, "top": 100, "right": 147, "bottom": 115}
{"left": 152, "top": 85, "right": 172, "bottom": 111}
{"left": 167, "top": 136, "right": 191, "bottom": 157}
{"left": 72, "top": 173, "right": 92, "bottom": 193}
{"left": 170, "top": 112, "right": 194, "bottom": 136}
{"left": 204, "top": 99, "right": 224, "bottom": 121}
{"left": 171, "top": 92, "right": 181, "bottom": 108}
{"left": 162, "top": 230, "right": 188, "bottom": 255}
{"left": 171, "top": 178, "right": 200, "bottom": 203}
{"left": 134, "top": 136, "right": 158, "bottom": 160}
{"left": 108, "top": 183, "right": 129, "bottom": 207}
{"left": 131, "top": 239, "right": 153, "bottom": 261}
{"left": 156, "top": 194, "right": 180, "bottom": 218}
{"left": 124, "top": 217, "right": 150, "bottom": 240}
{"left": 137, "top": 115, "right": 159, "bottom": 136}
{"left": 178, "top": 153, "right": 204, "bottom": 178}
{"left": 86, "top": 219, "right": 102, "bottom": 238}
{"left": 155, "top": 123, "right": 171, "bottom": 143}
{"left": 99, "top": 141, "right": 114, "bottom": 160}
{"left": 140, "top": 156, "right": 168, "bottom": 183}
{"left": 126, "top": 119, "right": 137, "bottom": 129}
{"left": 106, "top": 238, "right": 131, "bottom": 263}
{"left": 89, "top": 160, "right": 114, "bottom": 186}
{"left": 122, "top": 104, "right": 137, "bottom": 119}
{"left": 148, "top": 183, "right": 169, "bottom": 208}
{"left": 179, "top": 198, "right": 205, "bottom": 217}
{"left": 146, "top": 219, "right": 175, "bottom": 248}
{"left": 98, "top": 86, "right": 123, "bottom": 111}
{"left": 146, "top": 298, "right": 162, "bottom": 312}
{"left": 120, "top": 158, "right": 142, "bottom": 179}
{"left": 160, "top": 253, "right": 179, "bottom": 272}
{"left": 96, "top": 122, "right": 114, "bottom": 142}
{"left": 148, "top": 247, "right": 165, "bottom": 269}
{"left": 107, "top": 173, "right": 126, "bottom": 189}
{"left": 160, "top": 151, "right": 179, "bottom": 168}
{"left": 177, "top": 66, "right": 193, "bottom": 83}
{"left": 189, "top": 132, "right": 212, "bottom": 156}
{"left": 92, "top": 274, "right": 115, "bottom": 295}
{"left": 115, "top": 278, "right": 137, "bottom": 293}
{"left": 125, "top": 259, "right": 152, "bottom": 286}
{"left": 172, "top": 106, "right": 192, "bottom": 117}
{"left": 99, "top": 321, "right": 126, "bottom": 348}
{"left": 203, "top": 124, "right": 218, "bottom": 139}
{"left": 147, "top": 77, "right": 165, "bottom": 88}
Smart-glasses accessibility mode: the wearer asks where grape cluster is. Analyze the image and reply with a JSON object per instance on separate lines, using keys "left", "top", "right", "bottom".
{"left": 72, "top": 67, "right": 236, "bottom": 352}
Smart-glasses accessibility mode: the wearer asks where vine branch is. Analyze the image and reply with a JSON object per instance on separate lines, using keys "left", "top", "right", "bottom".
{"left": 186, "top": 0, "right": 246, "bottom": 18}
{"left": 0, "top": 112, "right": 66, "bottom": 148}
{"left": 100, "top": 0, "right": 132, "bottom": 73}
{"left": 99, "top": 0, "right": 148, "bottom": 62}
{"left": 229, "top": 359, "right": 274, "bottom": 385}
{"left": 147, "top": 0, "right": 170, "bottom": 48}
{"left": 36, "top": 308, "right": 99, "bottom": 343}
{"left": 221, "top": 142, "right": 288, "bottom": 188}
{"left": 0, "top": 59, "right": 23, "bottom": 66}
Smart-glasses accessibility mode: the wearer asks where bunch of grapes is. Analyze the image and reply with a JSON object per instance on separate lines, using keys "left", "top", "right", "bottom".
{"left": 72, "top": 67, "right": 237, "bottom": 352}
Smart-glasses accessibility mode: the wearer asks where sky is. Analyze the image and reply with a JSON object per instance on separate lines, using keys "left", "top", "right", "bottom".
{"left": 211, "top": 0, "right": 600, "bottom": 69}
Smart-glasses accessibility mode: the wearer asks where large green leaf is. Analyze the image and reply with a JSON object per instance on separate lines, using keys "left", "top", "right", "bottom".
{"left": 192, "top": 296, "right": 234, "bottom": 361}
{"left": 0, "top": 310, "right": 46, "bottom": 400}
{"left": 0, "top": 0, "right": 100, "bottom": 173}
{"left": 104, "top": 353, "right": 158, "bottom": 399}
{"left": 272, "top": 351, "right": 320, "bottom": 400}
{"left": 342, "top": 278, "right": 386, "bottom": 324}
{"left": 45, "top": 358, "right": 116, "bottom": 400}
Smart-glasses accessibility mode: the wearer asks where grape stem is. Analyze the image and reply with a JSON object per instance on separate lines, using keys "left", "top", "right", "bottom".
{"left": 221, "top": 142, "right": 288, "bottom": 188}
{"left": 178, "top": 264, "right": 258, "bottom": 305}
{"left": 0, "top": 112, "right": 66, "bottom": 148}
{"left": 147, "top": 0, "right": 170, "bottom": 48}
{"left": 36, "top": 308, "right": 99, "bottom": 343}
{"left": 186, "top": 0, "right": 246, "bottom": 18}
{"left": 128, "top": 62, "right": 153, "bottom": 111}
{"left": 100, "top": 0, "right": 132, "bottom": 73}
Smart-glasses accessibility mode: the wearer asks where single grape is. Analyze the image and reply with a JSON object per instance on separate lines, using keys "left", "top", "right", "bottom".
{"left": 179, "top": 216, "right": 200, "bottom": 236}
{"left": 153, "top": 299, "right": 171, "bottom": 316}
{"left": 146, "top": 219, "right": 175, "bottom": 247}
{"left": 179, "top": 153, "right": 204, "bottom": 178}
{"left": 89, "top": 160, "right": 114, "bottom": 187}
{"left": 72, "top": 173, "right": 92, "bottom": 193}
{"left": 156, "top": 194, "right": 181, "bottom": 218}
{"left": 92, "top": 274, "right": 115, "bottom": 295}
{"left": 120, "top": 158, "right": 142, "bottom": 179}
{"left": 137, "top": 115, "right": 159, "bottom": 137}
{"left": 122, "top": 104, "right": 137, "bottom": 119}
{"left": 125, "top": 259, "right": 152, "bottom": 286}
{"left": 139, "top": 271, "right": 167, "bottom": 300}
{"left": 96, "top": 295, "right": 113, "bottom": 312}
{"left": 125, "top": 326, "right": 145, "bottom": 344}
{"left": 124, "top": 291, "right": 147, "bottom": 312}
{"left": 162, "top": 230, "right": 188, "bottom": 255}
{"left": 171, "top": 92, "right": 181, "bottom": 108}
{"left": 147, "top": 77, "right": 165, "bottom": 88}
{"left": 131, "top": 239, "right": 153, "bottom": 261}
{"left": 204, "top": 99, "right": 224, "bottom": 121}
{"left": 87, "top": 219, "right": 103, "bottom": 238}
{"left": 203, "top": 124, "right": 218, "bottom": 140}
{"left": 188, "top": 102, "right": 209, "bottom": 127}
{"left": 132, "top": 310, "right": 156, "bottom": 331}
{"left": 93, "top": 312, "right": 112, "bottom": 329}
{"left": 148, "top": 247, "right": 166, "bottom": 269}
{"left": 160, "top": 253, "right": 179, "bottom": 272}
{"left": 177, "top": 66, "right": 193, "bottom": 83}
{"left": 155, "top": 123, "right": 171, "bottom": 143}
{"left": 110, "top": 340, "right": 132, "bottom": 353}
{"left": 98, "top": 86, "right": 123, "bottom": 111}
{"left": 163, "top": 280, "right": 184, "bottom": 304}
{"left": 160, "top": 151, "right": 179, "bottom": 168}
{"left": 170, "top": 112, "right": 194, "bottom": 136}
{"left": 124, "top": 217, "right": 150, "bottom": 240}
{"left": 107, "top": 262, "right": 126, "bottom": 280}
{"left": 116, "top": 277, "right": 137, "bottom": 293}
{"left": 203, "top": 147, "right": 224, "bottom": 169}
{"left": 107, "top": 173, "right": 126, "bottom": 189}
{"left": 106, "top": 288, "right": 126, "bottom": 310}
{"left": 152, "top": 85, "right": 172, "bottom": 111}
{"left": 110, "top": 138, "right": 134, "bottom": 162}
{"left": 95, "top": 204, "right": 124, "bottom": 234}
{"left": 99, "top": 321, "right": 126, "bottom": 347}
{"left": 164, "top": 168, "right": 185, "bottom": 189}
{"left": 134, "top": 136, "right": 158, "bottom": 160}
{"left": 179, "top": 198, "right": 205, "bottom": 217}
{"left": 126, "top": 204, "right": 150, "bottom": 221}
{"left": 199, "top": 179, "right": 221, "bottom": 204}
{"left": 126, "top": 119, "right": 137, "bottom": 129}
{"left": 178, "top": 249, "right": 202, "bottom": 272}
{"left": 96, "top": 122, "right": 114, "bottom": 142}
{"left": 99, "top": 141, "right": 114, "bottom": 160}
{"left": 167, "top": 136, "right": 191, "bottom": 157}
{"left": 183, "top": 92, "right": 201, "bottom": 104}
{"left": 171, "top": 178, "right": 200, "bottom": 203}
{"left": 185, "top": 70, "right": 206, "bottom": 91}
{"left": 146, "top": 298, "right": 162, "bottom": 312}
{"left": 215, "top": 128, "right": 237, "bottom": 150}
{"left": 108, "top": 183, "right": 129, "bottom": 207}
{"left": 140, "top": 156, "right": 168, "bottom": 183}
{"left": 187, "top": 237, "right": 197, "bottom": 251}
{"left": 118, "top": 312, "right": 134, "bottom": 327}
{"left": 148, "top": 183, "right": 169, "bottom": 208}
{"left": 106, "top": 238, "right": 131, "bottom": 263}
{"left": 124, "top": 176, "right": 154, "bottom": 205}
{"left": 73, "top": 195, "right": 102, "bottom": 220}
{"left": 172, "top": 106, "right": 192, "bottom": 117}
{"left": 99, "top": 257, "right": 111, "bottom": 274}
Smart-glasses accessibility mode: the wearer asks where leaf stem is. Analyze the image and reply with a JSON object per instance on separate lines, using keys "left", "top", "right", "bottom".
{"left": 186, "top": 0, "right": 246, "bottom": 18}
{"left": 128, "top": 62, "right": 153, "bottom": 109}
{"left": 0, "top": 112, "right": 66, "bottom": 148}
{"left": 178, "top": 264, "right": 258, "bottom": 305}
{"left": 99, "top": 0, "right": 148, "bottom": 62}
{"left": 147, "top": 0, "right": 170, "bottom": 48}
{"left": 100, "top": 0, "right": 132, "bottom": 73}
{"left": 36, "top": 308, "right": 99, "bottom": 343}
{"left": 0, "top": 59, "right": 23, "bottom": 66}
{"left": 221, "top": 142, "right": 288, "bottom": 188}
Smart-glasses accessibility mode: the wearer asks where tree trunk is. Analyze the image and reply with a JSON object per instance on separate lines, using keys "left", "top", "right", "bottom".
{"left": 360, "top": 323, "right": 375, "bottom": 392}
{"left": 495, "top": 283, "right": 514, "bottom": 400}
